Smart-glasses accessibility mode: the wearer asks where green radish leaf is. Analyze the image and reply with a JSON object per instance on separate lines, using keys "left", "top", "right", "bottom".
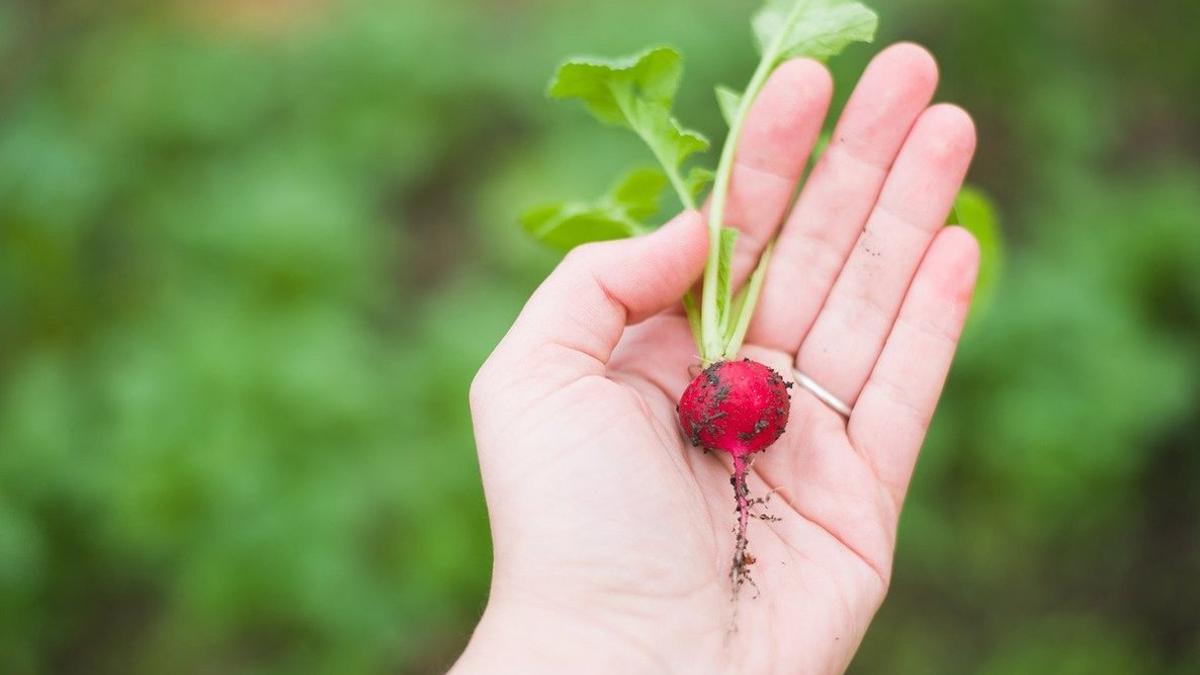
{"left": 521, "top": 167, "right": 668, "bottom": 250}
{"left": 715, "top": 226, "right": 739, "bottom": 333}
{"left": 658, "top": 119, "right": 710, "bottom": 173}
{"left": 752, "top": 0, "right": 878, "bottom": 64}
{"left": 548, "top": 46, "right": 709, "bottom": 178}
{"left": 613, "top": 166, "right": 671, "bottom": 220}
{"left": 548, "top": 46, "right": 680, "bottom": 125}
{"left": 715, "top": 85, "right": 742, "bottom": 126}
{"left": 521, "top": 204, "right": 643, "bottom": 250}
{"left": 948, "top": 185, "right": 1002, "bottom": 315}
{"left": 685, "top": 166, "right": 715, "bottom": 203}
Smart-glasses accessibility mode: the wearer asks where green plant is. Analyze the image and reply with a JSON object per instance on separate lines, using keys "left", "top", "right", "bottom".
{"left": 523, "top": 0, "right": 999, "bottom": 361}
{"left": 520, "top": 0, "right": 1001, "bottom": 599}
{"left": 526, "top": 0, "right": 881, "bottom": 363}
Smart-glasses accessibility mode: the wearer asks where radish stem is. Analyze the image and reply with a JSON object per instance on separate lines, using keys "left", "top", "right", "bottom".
{"left": 699, "top": 2, "right": 807, "bottom": 360}
{"left": 723, "top": 240, "right": 774, "bottom": 359}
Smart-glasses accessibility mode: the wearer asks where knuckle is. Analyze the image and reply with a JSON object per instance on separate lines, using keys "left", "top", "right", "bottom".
{"left": 468, "top": 358, "right": 497, "bottom": 411}
{"left": 561, "top": 241, "right": 605, "bottom": 269}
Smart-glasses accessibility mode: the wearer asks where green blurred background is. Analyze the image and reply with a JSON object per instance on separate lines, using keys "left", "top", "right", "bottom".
{"left": 1, "top": 0, "right": 1197, "bottom": 673}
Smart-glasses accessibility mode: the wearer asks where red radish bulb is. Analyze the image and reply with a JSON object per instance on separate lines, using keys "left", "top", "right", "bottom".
{"left": 677, "top": 358, "right": 791, "bottom": 457}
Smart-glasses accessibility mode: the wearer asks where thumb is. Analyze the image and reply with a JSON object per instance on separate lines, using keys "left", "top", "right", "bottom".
{"left": 488, "top": 210, "right": 707, "bottom": 383}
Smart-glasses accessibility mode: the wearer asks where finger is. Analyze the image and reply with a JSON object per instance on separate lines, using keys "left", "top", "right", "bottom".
{"left": 749, "top": 43, "right": 939, "bottom": 352}
{"left": 716, "top": 58, "right": 832, "bottom": 284}
{"left": 794, "top": 103, "right": 976, "bottom": 405}
{"left": 848, "top": 226, "right": 979, "bottom": 504}
{"left": 484, "top": 211, "right": 707, "bottom": 388}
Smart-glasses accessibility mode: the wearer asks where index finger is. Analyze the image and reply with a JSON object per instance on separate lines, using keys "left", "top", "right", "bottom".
{"left": 716, "top": 57, "right": 832, "bottom": 284}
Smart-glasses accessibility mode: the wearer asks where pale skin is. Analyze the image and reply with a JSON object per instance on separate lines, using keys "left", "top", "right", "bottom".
{"left": 455, "top": 43, "right": 979, "bottom": 675}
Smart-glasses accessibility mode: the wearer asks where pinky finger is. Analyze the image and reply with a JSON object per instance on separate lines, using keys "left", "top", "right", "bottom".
{"left": 848, "top": 226, "right": 980, "bottom": 507}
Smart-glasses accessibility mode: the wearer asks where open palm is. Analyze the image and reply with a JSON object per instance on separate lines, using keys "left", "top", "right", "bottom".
{"left": 456, "top": 44, "right": 978, "bottom": 675}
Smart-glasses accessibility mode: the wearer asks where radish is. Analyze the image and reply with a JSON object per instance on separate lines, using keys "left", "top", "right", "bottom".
{"left": 524, "top": 0, "right": 881, "bottom": 603}
{"left": 678, "top": 358, "right": 792, "bottom": 591}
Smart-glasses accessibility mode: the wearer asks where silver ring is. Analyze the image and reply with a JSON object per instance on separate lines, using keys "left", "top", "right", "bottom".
{"left": 792, "top": 369, "right": 852, "bottom": 418}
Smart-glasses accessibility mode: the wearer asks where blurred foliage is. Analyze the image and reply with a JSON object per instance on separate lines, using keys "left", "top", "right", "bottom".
{"left": 0, "top": 0, "right": 1196, "bottom": 673}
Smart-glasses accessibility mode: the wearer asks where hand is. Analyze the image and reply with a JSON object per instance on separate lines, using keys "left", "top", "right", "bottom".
{"left": 454, "top": 43, "right": 978, "bottom": 675}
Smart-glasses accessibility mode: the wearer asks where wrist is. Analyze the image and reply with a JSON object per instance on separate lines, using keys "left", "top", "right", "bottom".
{"left": 450, "top": 592, "right": 709, "bottom": 675}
